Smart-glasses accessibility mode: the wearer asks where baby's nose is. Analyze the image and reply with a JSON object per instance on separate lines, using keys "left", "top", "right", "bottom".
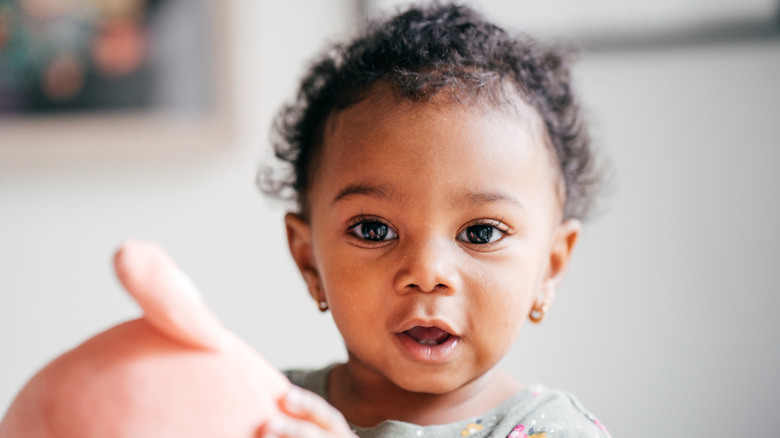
{"left": 392, "top": 238, "right": 461, "bottom": 294}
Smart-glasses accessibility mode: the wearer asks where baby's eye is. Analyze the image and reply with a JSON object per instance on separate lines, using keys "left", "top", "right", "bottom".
{"left": 349, "top": 220, "right": 398, "bottom": 242}
{"left": 457, "top": 223, "right": 505, "bottom": 245}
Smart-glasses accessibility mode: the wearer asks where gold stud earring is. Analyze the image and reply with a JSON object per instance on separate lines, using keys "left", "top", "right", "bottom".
{"left": 529, "top": 302, "right": 550, "bottom": 323}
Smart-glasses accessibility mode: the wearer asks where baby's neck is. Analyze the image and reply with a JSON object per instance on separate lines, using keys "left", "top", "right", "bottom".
{"left": 327, "top": 363, "right": 523, "bottom": 428}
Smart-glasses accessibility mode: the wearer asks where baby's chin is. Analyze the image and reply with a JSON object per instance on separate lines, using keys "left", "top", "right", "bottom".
{"left": 385, "top": 366, "right": 486, "bottom": 396}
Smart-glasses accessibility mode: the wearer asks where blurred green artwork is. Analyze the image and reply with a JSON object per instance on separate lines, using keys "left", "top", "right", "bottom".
{"left": 0, "top": 0, "right": 212, "bottom": 115}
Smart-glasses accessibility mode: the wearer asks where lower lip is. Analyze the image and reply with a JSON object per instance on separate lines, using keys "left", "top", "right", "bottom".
{"left": 395, "top": 332, "right": 461, "bottom": 364}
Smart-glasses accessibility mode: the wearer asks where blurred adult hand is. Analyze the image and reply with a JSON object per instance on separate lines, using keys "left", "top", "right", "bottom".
{"left": 0, "top": 240, "right": 290, "bottom": 438}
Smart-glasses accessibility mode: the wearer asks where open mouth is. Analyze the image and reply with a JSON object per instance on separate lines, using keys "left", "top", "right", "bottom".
{"left": 396, "top": 325, "right": 461, "bottom": 363}
{"left": 403, "top": 326, "right": 452, "bottom": 346}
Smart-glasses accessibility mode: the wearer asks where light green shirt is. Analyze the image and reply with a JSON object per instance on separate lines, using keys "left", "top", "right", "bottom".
{"left": 284, "top": 365, "right": 611, "bottom": 438}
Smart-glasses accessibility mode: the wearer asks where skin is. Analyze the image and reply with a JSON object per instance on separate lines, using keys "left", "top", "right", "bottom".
{"left": 275, "top": 86, "right": 581, "bottom": 436}
{"left": 0, "top": 241, "right": 293, "bottom": 438}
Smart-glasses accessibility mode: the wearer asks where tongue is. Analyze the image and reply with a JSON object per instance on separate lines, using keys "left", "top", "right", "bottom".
{"left": 405, "top": 326, "right": 450, "bottom": 345}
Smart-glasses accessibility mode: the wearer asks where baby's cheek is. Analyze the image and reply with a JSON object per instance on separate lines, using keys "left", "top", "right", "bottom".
{"left": 467, "top": 278, "right": 529, "bottom": 348}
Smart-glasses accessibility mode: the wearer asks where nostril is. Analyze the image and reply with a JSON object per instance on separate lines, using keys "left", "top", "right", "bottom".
{"left": 405, "top": 283, "right": 448, "bottom": 293}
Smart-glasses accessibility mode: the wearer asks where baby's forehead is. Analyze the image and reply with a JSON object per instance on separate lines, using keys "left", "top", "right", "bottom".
{"left": 324, "top": 82, "right": 547, "bottom": 144}
{"left": 314, "top": 84, "right": 565, "bottom": 203}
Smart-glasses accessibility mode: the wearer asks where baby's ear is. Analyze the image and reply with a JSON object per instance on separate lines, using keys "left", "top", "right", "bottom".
{"left": 284, "top": 213, "right": 321, "bottom": 303}
{"left": 114, "top": 240, "right": 228, "bottom": 351}
{"left": 539, "top": 219, "right": 581, "bottom": 305}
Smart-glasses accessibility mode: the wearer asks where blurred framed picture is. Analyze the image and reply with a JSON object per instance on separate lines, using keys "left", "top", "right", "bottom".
{"left": 0, "top": 0, "right": 231, "bottom": 149}
{"left": 363, "top": 0, "right": 779, "bottom": 48}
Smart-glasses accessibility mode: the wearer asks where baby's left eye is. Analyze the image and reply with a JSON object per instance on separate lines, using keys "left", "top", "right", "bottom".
{"left": 457, "top": 224, "right": 506, "bottom": 245}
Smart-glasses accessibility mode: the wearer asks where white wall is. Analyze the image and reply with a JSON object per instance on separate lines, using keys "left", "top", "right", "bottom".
{"left": 2, "top": 1, "right": 779, "bottom": 437}
{"left": 527, "top": 41, "right": 780, "bottom": 436}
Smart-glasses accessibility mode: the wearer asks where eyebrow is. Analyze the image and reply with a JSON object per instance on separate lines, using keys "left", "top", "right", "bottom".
{"left": 332, "top": 183, "right": 393, "bottom": 204}
{"left": 332, "top": 184, "right": 523, "bottom": 209}
{"left": 460, "top": 191, "right": 523, "bottom": 208}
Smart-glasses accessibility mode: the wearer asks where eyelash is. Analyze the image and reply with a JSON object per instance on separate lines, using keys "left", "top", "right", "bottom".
{"left": 456, "top": 219, "right": 510, "bottom": 246}
{"left": 346, "top": 215, "right": 398, "bottom": 244}
{"left": 345, "top": 216, "right": 510, "bottom": 246}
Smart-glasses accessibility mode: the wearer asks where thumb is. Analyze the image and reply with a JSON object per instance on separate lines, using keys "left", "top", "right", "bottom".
{"left": 114, "top": 240, "right": 227, "bottom": 351}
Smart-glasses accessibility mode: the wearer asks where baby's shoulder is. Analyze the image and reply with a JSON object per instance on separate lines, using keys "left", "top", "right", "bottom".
{"left": 283, "top": 364, "right": 333, "bottom": 399}
{"left": 281, "top": 368, "right": 611, "bottom": 438}
{"left": 489, "top": 384, "right": 611, "bottom": 438}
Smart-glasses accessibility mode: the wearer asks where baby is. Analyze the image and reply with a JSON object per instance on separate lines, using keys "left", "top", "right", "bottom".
{"left": 259, "top": 3, "right": 607, "bottom": 438}
{"left": 0, "top": 3, "right": 609, "bottom": 437}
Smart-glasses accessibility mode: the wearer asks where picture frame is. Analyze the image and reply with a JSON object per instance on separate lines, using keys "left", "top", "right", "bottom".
{"left": 0, "top": 0, "right": 233, "bottom": 151}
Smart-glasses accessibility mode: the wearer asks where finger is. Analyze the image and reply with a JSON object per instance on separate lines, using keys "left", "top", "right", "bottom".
{"left": 262, "top": 415, "right": 351, "bottom": 438}
{"left": 113, "top": 240, "right": 227, "bottom": 350}
{"left": 279, "top": 387, "right": 354, "bottom": 436}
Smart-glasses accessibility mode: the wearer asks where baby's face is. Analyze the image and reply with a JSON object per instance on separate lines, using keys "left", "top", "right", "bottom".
{"left": 290, "top": 89, "right": 578, "bottom": 394}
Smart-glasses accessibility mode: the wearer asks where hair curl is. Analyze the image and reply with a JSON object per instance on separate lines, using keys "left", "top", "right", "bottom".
{"left": 259, "top": 2, "right": 601, "bottom": 221}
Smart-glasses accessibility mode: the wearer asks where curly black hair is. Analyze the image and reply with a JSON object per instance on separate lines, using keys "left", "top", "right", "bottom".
{"left": 259, "top": 2, "right": 601, "bottom": 221}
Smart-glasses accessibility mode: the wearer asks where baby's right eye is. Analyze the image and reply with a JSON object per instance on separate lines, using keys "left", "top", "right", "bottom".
{"left": 349, "top": 220, "right": 398, "bottom": 242}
